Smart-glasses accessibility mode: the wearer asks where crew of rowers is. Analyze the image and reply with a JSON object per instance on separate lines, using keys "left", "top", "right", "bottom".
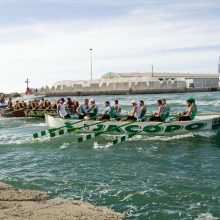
{"left": 6, "top": 98, "right": 79, "bottom": 111}
{"left": 57, "top": 97, "right": 197, "bottom": 122}
{"left": 5, "top": 96, "right": 197, "bottom": 122}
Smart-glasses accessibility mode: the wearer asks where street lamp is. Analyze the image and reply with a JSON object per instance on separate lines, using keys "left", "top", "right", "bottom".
{"left": 89, "top": 48, "right": 93, "bottom": 80}
{"left": 151, "top": 64, "right": 154, "bottom": 77}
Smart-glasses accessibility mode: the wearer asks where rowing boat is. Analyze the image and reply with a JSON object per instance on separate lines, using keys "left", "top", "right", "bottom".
{"left": 0, "top": 108, "right": 73, "bottom": 118}
{"left": 45, "top": 114, "right": 220, "bottom": 135}
{"left": 23, "top": 109, "right": 73, "bottom": 118}
{"left": 0, "top": 109, "right": 25, "bottom": 117}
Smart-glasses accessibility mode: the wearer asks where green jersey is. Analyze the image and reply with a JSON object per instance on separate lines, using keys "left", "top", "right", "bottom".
{"left": 190, "top": 103, "right": 197, "bottom": 120}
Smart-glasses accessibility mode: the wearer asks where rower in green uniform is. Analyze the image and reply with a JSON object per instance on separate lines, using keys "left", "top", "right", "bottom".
{"left": 149, "top": 99, "right": 168, "bottom": 122}
{"left": 139, "top": 100, "right": 147, "bottom": 118}
{"left": 87, "top": 98, "right": 98, "bottom": 118}
{"left": 76, "top": 98, "right": 89, "bottom": 119}
{"left": 96, "top": 101, "right": 115, "bottom": 121}
{"left": 178, "top": 97, "right": 197, "bottom": 121}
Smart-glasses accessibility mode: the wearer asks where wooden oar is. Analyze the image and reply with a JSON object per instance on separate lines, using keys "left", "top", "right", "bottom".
{"left": 33, "top": 115, "right": 98, "bottom": 139}
{"left": 25, "top": 103, "right": 41, "bottom": 118}
{"left": 112, "top": 116, "right": 178, "bottom": 145}
{"left": 43, "top": 101, "right": 55, "bottom": 114}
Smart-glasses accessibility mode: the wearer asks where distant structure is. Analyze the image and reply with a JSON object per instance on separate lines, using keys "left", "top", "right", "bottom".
{"left": 25, "top": 78, "right": 31, "bottom": 95}
{"left": 38, "top": 71, "right": 220, "bottom": 96}
{"left": 218, "top": 56, "right": 220, "bottom": 74}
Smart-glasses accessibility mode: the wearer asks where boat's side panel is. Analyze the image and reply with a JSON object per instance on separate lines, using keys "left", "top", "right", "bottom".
{"left": 46, "top": 115, "right": 220, "bottom": 135}
{"left": 0, "top": 109, "right": 25, "bottom": 117}
{"left": 26, "top": 109, "right": 73, "bottom": 118}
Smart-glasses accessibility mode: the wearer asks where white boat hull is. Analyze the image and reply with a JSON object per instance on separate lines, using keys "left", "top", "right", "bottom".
{"left": 45, "top": 115, "right": 220, "bottom": 135}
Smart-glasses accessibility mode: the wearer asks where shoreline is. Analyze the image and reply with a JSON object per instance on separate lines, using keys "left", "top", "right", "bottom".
{"left": 0, "top": 181, "right": 124, "bottom": 220}
{"left": 1, "top": 87, "right": 220, "bottom": 98}
{"left": 39, "top": 87, "right": 220, "bottom": 96}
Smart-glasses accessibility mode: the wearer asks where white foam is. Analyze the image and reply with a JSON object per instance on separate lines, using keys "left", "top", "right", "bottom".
{"left": 60, "top": 142, "right": 70, "bottom": 149}
{"left": 93, "top": 141, "right": 112, "bottom": 149}
{"left": 194, "top": 213, "right": 218, "bottom": 220}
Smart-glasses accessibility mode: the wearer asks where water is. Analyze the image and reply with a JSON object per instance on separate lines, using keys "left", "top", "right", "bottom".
{"left": 0, "top": 92, "right": 220, "bottom": 219}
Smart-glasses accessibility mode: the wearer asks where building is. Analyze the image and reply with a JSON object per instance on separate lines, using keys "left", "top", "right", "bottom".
{"left": 38, "top": 71, "right": 220, "bottom": 96}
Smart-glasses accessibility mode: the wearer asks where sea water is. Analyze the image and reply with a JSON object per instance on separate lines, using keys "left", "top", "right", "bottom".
{"left": 0, "top": 92, "right": 220, "bottom": 219}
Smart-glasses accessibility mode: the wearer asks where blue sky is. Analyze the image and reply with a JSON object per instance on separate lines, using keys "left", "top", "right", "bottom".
{"left": 0, "top": 0, "right": 220, "bottom": 92}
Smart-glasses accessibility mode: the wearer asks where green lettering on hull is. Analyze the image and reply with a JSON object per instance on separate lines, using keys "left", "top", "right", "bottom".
{"left": 143, "top": 125, "right": 162, "bottom": 133}
{"left": 185, "top": 123, "right": 206, "bottom": 131}
{"left": 92, "top": 124, "right": 105, "bottom": 132}
{"left": 125, "top": 125, "right": 142, "bottom": 133}
{"left": 106, "top": 125, "right": 124, "bottom": 133}
{"left": 165, "top": 125, "right": 183, "bottom": 132}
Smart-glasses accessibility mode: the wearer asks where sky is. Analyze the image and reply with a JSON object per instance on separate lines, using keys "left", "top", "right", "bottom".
{"left": 0, "top": 0, "right": 220, "bottom": 93}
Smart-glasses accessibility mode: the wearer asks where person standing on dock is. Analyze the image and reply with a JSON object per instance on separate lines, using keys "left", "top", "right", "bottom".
{"left": 57, "top": 98, "right": 71, "bottom": 119}
{"left": 178, "top": 97, "right": 197, "bottom": 121}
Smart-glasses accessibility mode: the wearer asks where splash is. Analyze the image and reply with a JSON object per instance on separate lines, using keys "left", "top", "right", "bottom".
{"left": 60, "top": 142, "right": 70, "bottom": 149}
{"left": 93, "top": 141, "right": 112, "bottom": 149}
{"left": 194, "top": 213, "right": 218, "bottom": 220}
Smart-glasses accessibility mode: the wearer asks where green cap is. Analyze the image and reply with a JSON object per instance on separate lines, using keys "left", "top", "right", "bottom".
{"left": 186, "top": 97, "right": 195, "bottom": 102}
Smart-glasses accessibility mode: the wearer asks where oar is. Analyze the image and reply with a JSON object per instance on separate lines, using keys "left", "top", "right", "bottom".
{"left": 33, "top": 115, "right": 98, "bottom": 139}
{"left": 25, "top": 103, "right": 41, "bottom": 118}
{"left": 49, "top": 120, "right": 110, "bottom": 138}
{"left": 112, "top": 116, "right": 178, "bottom": 145}
{"left": 77, "top": 115, "right": 153, "bottom": 143}
{"left": 77, "top": 120, "right": 136, "bottom": 143}
{"left": 43, "top": 101, "right": 55, "bottom": 114}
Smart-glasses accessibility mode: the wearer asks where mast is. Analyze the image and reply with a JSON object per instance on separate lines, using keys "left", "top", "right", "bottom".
{"left": 25, "top": 78, "right": 31, "bottom": 95}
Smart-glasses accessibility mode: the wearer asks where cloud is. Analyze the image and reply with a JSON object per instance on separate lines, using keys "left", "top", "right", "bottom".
{"left": 0, "top": 0, "right": 220, "bottom": 93}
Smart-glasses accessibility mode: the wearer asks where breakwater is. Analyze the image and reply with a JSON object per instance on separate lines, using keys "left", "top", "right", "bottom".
{"left": 38, "top": 87, "right": 220, "bottom": 96}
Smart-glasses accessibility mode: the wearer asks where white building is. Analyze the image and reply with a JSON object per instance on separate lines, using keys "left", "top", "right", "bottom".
{"left": 38, "top": 72, "right": 220, "bottom": 95}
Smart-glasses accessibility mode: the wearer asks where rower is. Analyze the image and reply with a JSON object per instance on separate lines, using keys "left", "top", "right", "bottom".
{"left": 162, "top": 99, "right": 170, "bottom": 118}
{"left": 57, "top": 98, "right": 71, "bottom": 119}
{"left": 50, "top": 98, "right": 59, "bottom": 109}
{"left": 139, "top": 100, "right": 147, "bottom": 119}
{"left": 87, "top": 98, "right": 98, "bottom": 118}
{"left": 121, "top": 100, "right": 141, "bottom": 121}
{"left": 96, "top": 101, "right": 115, "bottom": 121}
{"left": 27, "top": 101, "right": 34, "bottom": 109}
{"left": 149, "top": 99, "right": 168, "bottom": 122}
{"left": 20, "top": 100, "right": 27, "bottom": 109}
{"left": 7, "top": 98, "right": 13, "bottom": 109}
{"left": 14, "top": 100, "right": 21, "bottom": 109}
{"left": 72, "top": 97, "right": 79, "bottom": 112}
{"left": 45, "top": 100, "right": 51, "bottom": 108}
{"left": 178, "top": 97, "right": 197, "bottom": 121}
{"left": 66, "top": 98, "right": 73, "bottom": 109}
{"left": 114, "top": 100, "right": 121, "bottom": 120}
{"left": 39, "top": 98, "right": 46, "bottom": 109}
{"left": 0, "top": 96, "right": 5, "bottom": 104}
{"left": 33, "top": 99, "right": 39, "bottom": 109}
{"left": 76, "top": 98, "right": 89, "bottom": 119}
